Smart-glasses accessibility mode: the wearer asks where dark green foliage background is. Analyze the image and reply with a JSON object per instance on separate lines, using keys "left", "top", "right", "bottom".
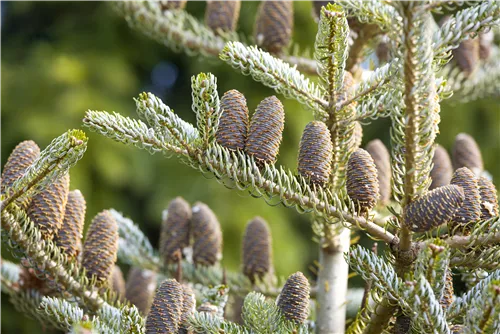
{"left": 1, "top": 2, "right": 498, "bottom": 332}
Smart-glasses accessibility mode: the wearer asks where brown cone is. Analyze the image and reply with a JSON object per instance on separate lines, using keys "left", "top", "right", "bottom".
{"left": 81, "top": 210, "right": 119, "bottom": 286}
{"left": 159, "top": 197, "right": 192, "bottom": 265}
{"left": 277, "top": 272, "right": 310, "bottom": 324}
{"left": 110, "top": 265, "right": 126, "bottom": 300}
{"left": 54, "top": 189, "right": 86, "bottom": 259}
{"left": 216, "top": 89, "right": 249, "bottom": 151}
{"left": 478, "top": 176, "right": 499, "bottom": 220}
{"left": 440, "top": 269, "right": 454, "bottom": 309}
{"left": 180, "top": 285, "right": 195, "bottom": 330}
{"left": 27, "top": 173, "right": 70, "bottom": 240}
{"left": 192, "top": 202, "right": 222, "bottom": 266}
{"left": 450, "top": 167, "right": 481, "bottom": 228}
{"left": 1, "top": 140, "right": 40, "bottom": 195}
{"left": 245, "top": 96, "right": 285, "bottom": 165}
{"left": 346, "top": 148, "right": 380, "bottom": 213}
{"left": 452, "top": 37, "right": 479, "bottom": 77}
{"left": 125, "top": 267, "right": 157, "bottom": 316}
{"left": 205, "top": 1, "right": 241, "bottom": 35}
{"left": 452, "top": 133, "right": 483, "bottom": 176}
{"left": 254, "top": 1, "right": 293, "bottom": 54}
{"left": 159, "top": 0, "right": 187, "bottom": 11}
{"left": 479, "top": 31, "right": 494, "bottom": 60}
{"left": 146, "top": 279, "right": 184, "bottom": 333}
{"left": 430, "top": 145, "right": 453, "bottom": 190}
{"left": 242, "top": 217, "right": 273, "bottom": 283}
{"left": 404, "top": 185, "right": 464, "bottom": 233}
{"left": 298, "top": 121, "right": 333, "bottom": 187}
{"left": 365, "top": 139, "right": 391, "bottom": 205}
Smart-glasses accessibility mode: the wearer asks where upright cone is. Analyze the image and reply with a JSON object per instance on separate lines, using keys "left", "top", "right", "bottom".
{"left": 55, "top": 189, "right": 86, "bottom": 260}
{"left": 404, "top": 185, "right": 464, "bottom": 232}
{"left": 449, "top": 167, "right": 481, "bottom": 229}
{"left": 297, "top": 121, "right": 333, "bottom": 187}
{"left": 146, "top": 279, "right": 184, "bottom": 333}
{"left": 453, "top": 37, "right": 479, "bottom": 77}
{"left": 1, "top": 140, "right": 40, "bottom": 195}
{"left": 277, "top": 272, "right": 310, "bottom": 324}
{"left": 81, "top": 210, "right": 119, "bottom": 286}
{"left": 27, "top": 173, "right": 70, "bottom": 240}
{"left": 479, "top": 31, "right": 494, "bottom": 60}
{"left": 440, "top": 269, "right": 454, "bottom": 309}
{"left": 159, "top": 197, "right": 191, "bottom": 265}
{"left": 245, "top": 96, "right": 285, "bottom": 165}
{"left": 346, "top": 149, "right": 380, "bottom": 213}
{"left": 452, "top": 133, "right": 483, "bottom": 176}
{"left": 254, "top": 1, "right": 293, "bottom": 54}
{"left": 125, "top": 267, "right": 157, "bottom": 316}
{"left": 365, "top": 139, "right": 391, "bottom": 205}
{"left": 430, "top": 145, "right": 453, "bottom": 190}
{"left": 478, "top": 176, "right": 499, "bottom": 220}
{"left": 191, "top": 202, "right": 222, "bottom": 266}
{"left": 216, "top": 89, "right": 249, "bottom": 151}
{"left": 205, "top": 1, "right": 241, "bottom": 34}
{"left": 242, "top": 217, "right": 273, "bottom": 283}
{"left": 180, "top": 285, "right": 195, "bottom": 330}
{"left": 110, "top": 265, "right": 126, "bottom": 300}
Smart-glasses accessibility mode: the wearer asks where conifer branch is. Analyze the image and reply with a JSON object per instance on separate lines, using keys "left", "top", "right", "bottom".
{"left": 39, "top": 297, "right": 85, "bottom": 332}
{"left": 335, "top": 0, "right": 402, "bottom": 32}
{"left": 444, "top": 216, "right": 500, "bottom": 249}
{"left": 220, "top": 41, "right": 328, "bottom": 120}
{"left": 191, "top": 73, "right": 221, "bottom": 149}
{"left": 189, "top": 312, "right": 250, "bottom": 334}
{"left": 464, "top": 280, "right": 500, "bottom": 332}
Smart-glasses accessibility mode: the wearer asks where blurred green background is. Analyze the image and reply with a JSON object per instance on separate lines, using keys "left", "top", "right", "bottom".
{"left": 1, "top": 2, "right": 499, "bottom": 332}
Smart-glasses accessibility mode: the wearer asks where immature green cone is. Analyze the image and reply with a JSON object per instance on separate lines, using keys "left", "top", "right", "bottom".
{"left": 298, "top": 121, "right": 333, "bottom": 187}
{"left": 346, "top": 149, "right": 380, "bottom": 213}
{"left": 205, "top": 1, "right": 241, "bottom": 34}
{"left": 27, "top": 173, "right": 70, "bottom": 240}
{"left": 159, "top": 197, "right": 191, "bottom": 265}
{"left": 440, "top": 269, "right": 454, "bottom": 309}
{"left": 450, "top": 167, "right": 481, "bottom": 228}
{"left": 404, "top": 185, "right": 464, "bottom": 233}
{"left": 479, "top": 31, "right": 494, "bottom": 60}
{"left": 110, "top": 265, "right": 126, "bottom": 300}
{"left": 254, "top": 1, "right": 293, "bottom": 54}
{"left": 54, "top": 189, "right": 86, "bottom": 259}
{"left": 242, "top": 217, "right": 273, "bottom": 283}
{"left": 1, "top": 140, "right": 40, "bottom": 195}
{"left": 430, "top": 145, "right": 453, "bottom": 190}
{"left": 277, "top": 272, "right": 310, "bottom": 324}
{"left": 192, "top": 202, "right": 222, "bottom": 266}
{"left": 81, "top": 210, "right": 119, "bottom": 286}
{"left": 180, "top": 285, "right": 195, "bottom": 330}
{"left": 452, "top": 133, "right": 483, "bottom": 175}
{"left": 146, "top": 279, "right": 183, "bottom": 334}
{"left": 245, "top": 96, "right": 285, "bottom": 165}
{"left": 125, "top": 267, "right": 157, "bottom": 316}
{"left": 478, "top": 176, "right": 499, "bottom": 219}
{"left": 365, "top": 139, "right": 391, "bottom": 205}
{"left": 453, "top": 37, "right": 479, "bottom": 77}
{"left": 216, "top": 89, "right": 249, "bottom": 151}
{"left": 159, "top": 0, "right": 187, "bottom": 11}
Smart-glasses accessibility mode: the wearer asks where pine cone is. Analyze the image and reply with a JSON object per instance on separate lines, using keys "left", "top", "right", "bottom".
{"left": 216, "top": 89, "right": 249, "bottom": 151}
{"left": 277, "top": 271, "right": 310, "bottom": 324}
{"left": 478, "top": 30, "right": 494, "bottom": 61}
{"left": 452, "top": 37, "right": 479, "bottom": 77}
{"left": 192, "top": 202, "right": 222, "bottom": 266}
{"left": 1, "top": 140, "right": 40, "bottom": 195}
{"left": 254, "top": 1, "right": 293, "bottom": 54}
{"left": 27, "top": 173, "right": 70, "bottom": 240}
{"left": 159, "top": 0, "right": 187, "bottom": 11}
{"left": 242, "top": 217, "right": 273, "bottom": 283}
{"left": 180, "top": 285, "right": 195, "bottom": 330}
{"left": 452, "top": 133, "right": 483, "bottom": 176}
{"left": 81, "top": 210, "right": 119, "bottom": 286}
{"left": 146, "top": 279, "right": 184, "bottom": 333}
{"left": 365, "top": 139, "right": 391, "bottom": 205}
{"left": 404, "top": 185, "right": 464, "bottom": 233}
{"left": 298, "top": 121, "right": 333, "bottom": 187}
{"left": 338, "top": 71, "right": 355, "bottom": 104}
{"left": 440, "top": 269, "right": 454, "bottom": 309}
{"left": 125, "top": 267, "right": 157, "bottom": 316}
{"left": 449, "top": 167, "right": 481, "bottom": 229}
{"left": 110, "top": 265, "right": 126, "bottom": 300}
{"left": 346, "top": 148, "right": 380, "bottom": 213}
{"left": 430, "top": 145, "right": 453, "bottom": 190}
{"left": 376, "top": 41, "right": 390, "bottom": 64}
{"left": 245, "top": 96, "right": 285, "bottom": 165}
{"left": 54, "top": 189, "right": 86, "bottom": 259}
{"left": 159, "top": 197, "right": 192, "bottom": 265}
{"left": 205, "top": 1, "right": 241, "bottom": 34}
{"left": 478, "top": 176, "right": 499, "bottom": 220}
